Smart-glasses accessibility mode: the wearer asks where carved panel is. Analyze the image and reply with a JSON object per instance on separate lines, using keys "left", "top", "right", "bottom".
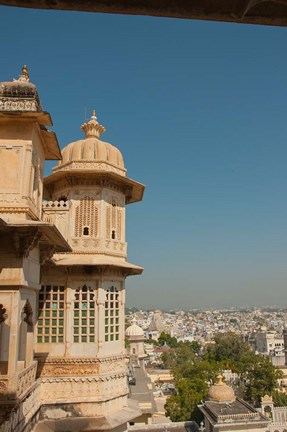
{"left": 0, "top": 98, "right": 38, "bottom": 111}
{"left": 16, "top": 361, "right": 37, "bottom": 397}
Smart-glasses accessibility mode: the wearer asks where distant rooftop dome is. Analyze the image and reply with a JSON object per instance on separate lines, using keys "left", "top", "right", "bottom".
{"left": 126, "top": 318, "right": 144, "bottom": 337}
{"left": 0, "top": 65, "right": 42, "bottom": 112}
{"left": 208, "top": 375, "right": 235, "bottom": 403}
{"left": 54, "top": 111, "right": 126, "bottom": 175}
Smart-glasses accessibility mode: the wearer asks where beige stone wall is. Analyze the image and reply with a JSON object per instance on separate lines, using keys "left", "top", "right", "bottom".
{"left": 0, "top": 119, "right": 45, "bottom": 221}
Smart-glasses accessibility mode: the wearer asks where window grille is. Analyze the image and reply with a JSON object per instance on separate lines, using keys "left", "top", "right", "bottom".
{"left": 104, "top": 286, "right": 120, "bottom": 342}
{"left": 106, "top": 196, "right": 122, "bottom": 241}
{"left": 73, "top": 285, "right": 95, "bottom": 343}
{"left": 37, "top": 285, "right": 64, "bottom": 343}
{"left": 75, "top": 197, "right": 98, "bottom": 237}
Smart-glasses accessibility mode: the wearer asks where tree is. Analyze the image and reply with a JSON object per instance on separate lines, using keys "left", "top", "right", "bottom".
{"left": 204, "top": 332, "right": 252, "bottom": 366}
{"left": 161, "top": 341, "right": 201, "bottom": 369}
{"left": 157, "top": 331, "right": 178, "bottom": 348}
{"left": 164, "top": 360, "right": 219, "bottom": 422}
{"left": 272, "top": 390, "right": 287, "bottom": 407}
{"left": 242, "top": 356, "right": 282, "bottom": 406}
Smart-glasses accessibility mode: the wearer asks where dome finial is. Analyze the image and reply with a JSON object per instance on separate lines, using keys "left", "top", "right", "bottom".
{"left": 91, "top": 109, "right": 97, "bottom": 120}
{"left": 81, "top": 108, "right": 105, "bottom": 138}
{"left": 217, "top": 374, "right": 224, "bottom": 385}
{"left": 22, "top": 65, "right": 29, "bottom": 79}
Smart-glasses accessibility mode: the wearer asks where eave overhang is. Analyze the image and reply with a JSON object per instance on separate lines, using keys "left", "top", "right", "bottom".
{"left": 0, "top": 111, "right": 62, "bottom": 160}
{"left": 0, "top": 219, "right": 71, "bottom": 253}
{"left": 51, "top": 253, "right": 143, "bottom": 275}
{"left": 1, "top": 0, "right": 287, "bottom": 27}
{"left": 44, "top": 169, "right": 145, "bottom": 204}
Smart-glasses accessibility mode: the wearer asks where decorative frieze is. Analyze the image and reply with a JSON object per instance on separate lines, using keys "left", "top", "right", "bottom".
{"left": 0, "top": 98, "right": 38, "bottom": 112}
{"left": 54, "top": 161, "right": 126, "bottom": 177}
{"left": 36, "top": 355, "right": 128, "bottom": 378}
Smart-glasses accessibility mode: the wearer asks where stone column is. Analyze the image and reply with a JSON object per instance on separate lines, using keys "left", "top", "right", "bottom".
{"left": 8, "top": 291, "right": 20, "bottom": 375}
{"left": 120, "top": 281, "right": 125, "bottom": 352}
{"left": 64, "top": 286, "right": 73, "bottom": 356}
{"left": 23, "top": 142, "right": 33, "bottom": 200}
{"left": 97, "top": 284, "right": 105, "bottom": 355}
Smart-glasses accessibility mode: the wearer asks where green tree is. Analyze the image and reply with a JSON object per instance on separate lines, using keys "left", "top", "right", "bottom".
{"left": 157, "top": 331, "right": 178, "bottom": 348}
{"left": 242, "top": 356, "right": 282, "bottom": 406}
{"left": 272, "top": 390, "right": 287, "bottom": 407}
{"left": 161, "top": 341, "right": 201, "bottom": 369}
{"left": 164, "top": 360, "right": 218, "bottom": 422}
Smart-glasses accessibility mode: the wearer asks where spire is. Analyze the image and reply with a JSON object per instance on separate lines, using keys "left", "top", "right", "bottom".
{"left": 18, "top": 64, "right": 30, "bottom": 82}
{"left": 81, "top": 110, "right": 106, "bottom": 138}
{"left": 217, "top": 374, "right": 224, "bottom": 385}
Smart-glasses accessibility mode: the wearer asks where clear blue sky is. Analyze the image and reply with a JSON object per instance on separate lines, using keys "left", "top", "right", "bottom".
{"left": 1, "top": 6, "right": 287, "bottom": 309}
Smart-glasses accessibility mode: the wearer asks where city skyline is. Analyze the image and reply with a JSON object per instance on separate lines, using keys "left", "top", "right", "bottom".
{"left": 1, "top": 6, "right": 287, "bottom": 309}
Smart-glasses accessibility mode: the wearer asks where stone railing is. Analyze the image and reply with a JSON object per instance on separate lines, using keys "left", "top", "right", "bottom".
{"left": 0, "top": 361, "right": 37, "bottom": 401}
{"left": 42, "top": 200, "right": 69, "bottom": 210}
{"left": 16, "top": 361, "right": 37, "bottom": 397}
{"left": 42, "top": 200, "right": 69, "bottom": 223}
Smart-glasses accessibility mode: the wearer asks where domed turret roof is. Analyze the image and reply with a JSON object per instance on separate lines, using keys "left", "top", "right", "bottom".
{"left": 126, "top": 318, "right": 144, "bottom": 337}
{"left": 0, "top": 65, "right": 42, "bottom": 112}
{"left": 55, "top": 111, "right": 126, "bottom": 175}
{"left": 208, "top": 375, "right": 235, "bottom": 403}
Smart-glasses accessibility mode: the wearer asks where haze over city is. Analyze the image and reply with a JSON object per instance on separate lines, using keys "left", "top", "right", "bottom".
{"left": 1, "top": 6, "right": 287, "bottom": 309}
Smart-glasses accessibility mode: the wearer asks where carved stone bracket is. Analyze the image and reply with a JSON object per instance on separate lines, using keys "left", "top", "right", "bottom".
{"left": 13, "top": 228, "right": 42, "bottom": 258}
{"left": 40, "top": 245, "right": 57, "bottom": 265}
{"left": 0, "top": 304, "right": 7, "bottom": 324}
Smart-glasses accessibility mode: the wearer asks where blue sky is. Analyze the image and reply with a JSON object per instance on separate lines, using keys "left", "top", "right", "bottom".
{"left": 1, "top": 6, "right": 287, "bottom": 309}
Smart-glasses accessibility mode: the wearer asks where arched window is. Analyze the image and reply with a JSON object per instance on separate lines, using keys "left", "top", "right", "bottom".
{"left": 83, "top": 226, "right": 89, "bottom": 236}
{"left": 104, "top": 286, "right": 120, "bottom": 342}
{"left": 75, "top": 197, "right": 98, "bottom": 238}
{"left": 73, "top": 285, "right": 95, "bottom": 343}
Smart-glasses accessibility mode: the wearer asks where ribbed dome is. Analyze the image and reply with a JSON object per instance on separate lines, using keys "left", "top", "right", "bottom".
{"left": 208, "top": 375, "right": 235, "bottom": 402}
{"left": 55, "top": 111, "right": 125, "bottom": 174}
{"left": 126, "top": 318, "right": 144, "bottom": 337}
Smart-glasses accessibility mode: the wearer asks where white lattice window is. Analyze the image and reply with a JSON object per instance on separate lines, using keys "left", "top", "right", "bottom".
{"left": 73, "top": 285, "right": 96, "bottom": 343}
{"left": 104, "top": 286, "right": 120, "bottom": 342}
{"left": 106, "top": 196, "right": 122, "bottom": 241}
{"left": 37, "top": 285, "right": 65, "bottom": 343}
{"left": 75, "top": 197, "right": 99, "bottom": 237}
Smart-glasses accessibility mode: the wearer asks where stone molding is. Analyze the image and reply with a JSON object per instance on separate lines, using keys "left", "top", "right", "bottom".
{"left": 36, "top": 355, "right": 128, "bottom": 378}
{"left": 40, "top": 372, "right": 126, "bottom": 383}
{"left": 54, "top": 161, "right": 126, "bottom": 176}
{"left": 0, "top": 98, "right": 38, "bottom": 112}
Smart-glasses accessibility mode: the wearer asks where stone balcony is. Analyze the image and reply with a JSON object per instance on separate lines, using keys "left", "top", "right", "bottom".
{"left": 0, "top": 361, "right": 37, "bottom": 401}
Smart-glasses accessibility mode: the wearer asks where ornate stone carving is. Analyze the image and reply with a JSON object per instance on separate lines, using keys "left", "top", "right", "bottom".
{"left": 36, "top": 355, "right": 128, "bottom": 379}
{"left": 0, "top": 98, "right": 38, "bottom": 111}
{"left": 40, "top": 245, "right": 57, "bottom": 265}
{"left": 56, "top": 161, "right": 126, "bottom": 176}
{"left": 0, "top": 304, "right": 7, "bottom": 324}
{"left": 16, "top": 362, "right": 37, "bottom": 397}
{"left": 0, "top": 380, "right": 8, "bottom": 394}
{"left": 13, "top": 229, "right": 42, "bottom": 258}
{"left": 22, "top": 299, "right": 34, "bottom": 326}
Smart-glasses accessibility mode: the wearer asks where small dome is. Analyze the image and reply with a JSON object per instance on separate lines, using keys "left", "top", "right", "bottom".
{"left": 0, "top": 65, "right": 42, "bottom": 112}
{"left": 126, "top": 318, "right": 144, "bottom": 337}
{"left": 55, "top": 111, "right": 125, "bottom": 174}
{"left": 208, "top": 375, "right": 235, "bottom": 403}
